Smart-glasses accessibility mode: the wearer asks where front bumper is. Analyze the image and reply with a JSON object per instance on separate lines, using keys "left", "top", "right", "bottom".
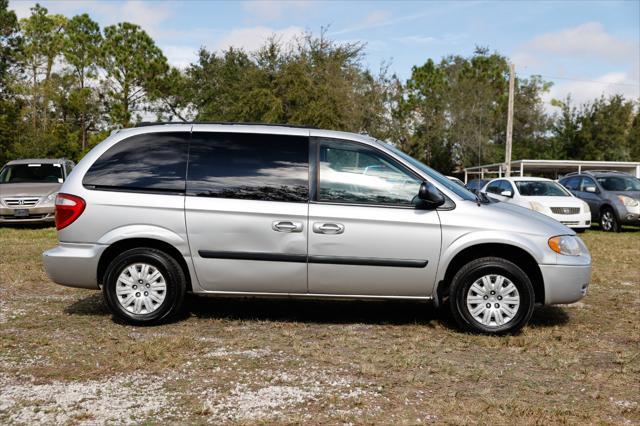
{"left": 0, "top": 205, "right": 55, "bottom": 224}
{"left": 540, "top": 263, "right": 591, "bottom": 305}
{"left": 547, "top": 211, "right": 591, "bottom": 229}
{"left": 42, "top": 243, "right": 107, "bottom": 289}
{"left": 618, "top": 204, "right": 640, "bottom": 226}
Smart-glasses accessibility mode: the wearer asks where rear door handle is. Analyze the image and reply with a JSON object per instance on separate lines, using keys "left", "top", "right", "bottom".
{"left": 272, "top": 220, "right": 303, "bottom": 233}
{"left": 313, "top": 222, "right": 345, "bottom": 234}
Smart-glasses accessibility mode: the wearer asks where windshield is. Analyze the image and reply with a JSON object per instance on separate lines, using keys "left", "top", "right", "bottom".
{"left": 515, "top": 180, "right": 570, "bottom": 197}
{"left": 376, "top": 140, "right": 477, "bottom": 201}
{"left": 0, "top": 163, "right": 64, "bottom": 184}
{"left": 596, "top": 176, "right": 640, "bottom": 192}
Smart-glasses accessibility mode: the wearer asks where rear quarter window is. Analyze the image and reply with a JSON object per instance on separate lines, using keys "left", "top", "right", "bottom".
{"left": 83, "top": 132, "right": 189, "bottom": 193}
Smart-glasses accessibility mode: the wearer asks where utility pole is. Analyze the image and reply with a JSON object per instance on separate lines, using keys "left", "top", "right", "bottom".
{"left": 505, "top": 62, "right": 515, "bottom": 177}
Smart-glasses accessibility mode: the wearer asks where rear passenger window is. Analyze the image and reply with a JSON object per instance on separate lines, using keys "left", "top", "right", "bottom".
{"left": 83, "top": 132, "right": 189, "bottom": 193}
{"left": 187, "top": 132, "right": 309, "bottom": 202}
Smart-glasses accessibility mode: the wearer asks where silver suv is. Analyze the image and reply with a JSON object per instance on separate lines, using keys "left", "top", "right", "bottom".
{"left": 1, "top": 158, "right": 75, "bottom": 224}
{"left": 43, "top": 124, "right": 591, "bottom": 334}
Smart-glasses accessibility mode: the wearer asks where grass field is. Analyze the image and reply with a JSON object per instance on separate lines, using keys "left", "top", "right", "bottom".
{"left": 0, "top": 226, "right": 639, "bottom": 425}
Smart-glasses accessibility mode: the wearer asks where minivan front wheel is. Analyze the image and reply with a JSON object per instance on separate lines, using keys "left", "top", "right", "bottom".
{"left": 449, "top": 257, "right": 534, "bottom": 334}
{"left": 103, "top": 248, "right": 186, "bottom": 325}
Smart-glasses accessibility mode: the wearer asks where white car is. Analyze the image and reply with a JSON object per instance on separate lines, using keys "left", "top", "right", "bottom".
{"left": 481, "top": 177, "right": 591, "bottom": 232}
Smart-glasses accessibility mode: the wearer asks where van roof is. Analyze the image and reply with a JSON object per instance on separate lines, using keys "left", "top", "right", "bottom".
{"left": 119, "top": 122, "right": 379, "bottom": 146}
{"left": 134, "top": 121, "right": 317, "bottom": 130}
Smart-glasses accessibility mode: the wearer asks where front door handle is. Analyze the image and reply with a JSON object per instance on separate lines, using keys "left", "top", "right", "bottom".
{"left": 272, "top": 220, "right": 303, "bottom": 233}
{"left": 313, "top": 222, "right": 345, "bottom": 234}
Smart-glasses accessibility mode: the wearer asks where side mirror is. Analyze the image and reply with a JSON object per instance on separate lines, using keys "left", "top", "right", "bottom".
{"left": 585, "top": 186, "right": 597, "bottom": 193}
{"left": 417, "top": 181, "right": 445, "bottom": 208}
{"left": 500, "top": 190, "right": 513, "bottom": 197}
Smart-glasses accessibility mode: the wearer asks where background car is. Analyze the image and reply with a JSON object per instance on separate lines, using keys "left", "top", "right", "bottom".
{"left": 465, "top": 178, "right": 490, "bottom": 194}
{"left": 481, "top": 176, "right": 591, "bottom": 232}
{"left": 559, "top": 171, "right": 640, "bottom": 232}
{"left": 446, "top": 176, "right": 466, "bottom": 187}
{"left": 0, "top": 158, "right": 75, "bottom": 225}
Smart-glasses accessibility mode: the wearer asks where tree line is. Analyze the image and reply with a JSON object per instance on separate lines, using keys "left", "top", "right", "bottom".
{"left": 1, "top": 2, "right": 638, "bottom": 172}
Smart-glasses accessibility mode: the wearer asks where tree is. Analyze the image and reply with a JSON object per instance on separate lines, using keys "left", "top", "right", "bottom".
{"left": 100, "top": 22, "right": 167, "bottom": 126}
{"left": 401, "top": 48, "right": 551, "bottom": 172}
{"left": 0, "top": 0, "right": 20, "bottom": 163}
{"left": 628, "top": 109, "right": 640, "bottom": 161}
{"left": 18, "top": 4, "right": 66, "bottom": 132}
{"left": 574, "top": 95, "right": 635, "bottom": 161}
{"left": 63, "top": 13, "right": 101, "bottom": 149}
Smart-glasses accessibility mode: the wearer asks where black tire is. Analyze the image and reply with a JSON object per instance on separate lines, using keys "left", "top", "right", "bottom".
{"left": 600, "top": 207, "right": 620, "bottom": 232}
{"left": 449, "top": 257, "right": 535, "bottom": 335}
{"left": 103, "top": 248, "right": 186, "bottom": 325}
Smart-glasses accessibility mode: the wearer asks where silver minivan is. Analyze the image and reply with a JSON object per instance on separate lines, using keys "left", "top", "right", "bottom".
{"left": 43, "top": 124, "right": 591, "bottom": 334}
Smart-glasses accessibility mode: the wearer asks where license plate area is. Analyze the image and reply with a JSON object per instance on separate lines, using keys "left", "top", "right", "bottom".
{"left": 13, "top": 209, "right": 29, "bottom": 218}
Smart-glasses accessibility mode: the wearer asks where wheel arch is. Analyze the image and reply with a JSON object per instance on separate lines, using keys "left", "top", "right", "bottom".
{"left": 599, "top": 203, "right": 616, "bottom": 217}
{"left": 435, "top": 243, "right": 545, "bottom": 305}
{"left": 97, "top": 238, "right": 193, "bottom": 292}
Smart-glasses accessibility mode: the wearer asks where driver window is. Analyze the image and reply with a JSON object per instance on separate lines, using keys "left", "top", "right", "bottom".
{"left": 317, "top": 140, "right": 421, "bottom": 206}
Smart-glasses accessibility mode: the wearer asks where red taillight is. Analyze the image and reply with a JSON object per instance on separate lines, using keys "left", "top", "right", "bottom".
{"left": 55, "top": 193, "right": 86, "bottom": 230}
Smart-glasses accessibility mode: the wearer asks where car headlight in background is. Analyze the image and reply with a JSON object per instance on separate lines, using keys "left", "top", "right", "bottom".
{"left": 548, "top": 235, "right": 583, "bottom": 256}
{"left": 580, "top": 200, "right": 590, "bottom": 213}
{"left": 618, "top": 195, "right": 639, "bottom": 207}
{"left": 529, "top": 201, "right": 546, "bottom": 212}
{"left": 44, "top": 192, "right": 58, "bottom": 204}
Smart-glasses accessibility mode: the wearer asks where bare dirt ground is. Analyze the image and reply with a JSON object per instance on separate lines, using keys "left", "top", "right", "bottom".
{"left": 1, "top": 226, "right": 638, "bottom": 425}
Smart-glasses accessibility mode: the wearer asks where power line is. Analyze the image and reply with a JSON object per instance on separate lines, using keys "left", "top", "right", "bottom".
{"left": 521, "top": 73, "right": 640, "bottom": 88}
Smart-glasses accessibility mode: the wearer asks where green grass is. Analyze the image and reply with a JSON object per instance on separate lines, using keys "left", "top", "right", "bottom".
{"left": 0, "top": 226, "right": 638, "bottom": 424}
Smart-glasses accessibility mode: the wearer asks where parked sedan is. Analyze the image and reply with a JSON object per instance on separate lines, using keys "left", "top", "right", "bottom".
{"left": 481, "top": 177, "right": 591, "bottom": 232}
{"left": 0, "top": 159, "right": 75, "bottom": 224}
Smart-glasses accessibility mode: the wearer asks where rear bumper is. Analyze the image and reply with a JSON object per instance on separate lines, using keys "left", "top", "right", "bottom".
{"left": 42, "top": 243, "right": 106, "bottom": 289}
{"left": 540, "top": 263, "right": 591, "bottom": 305}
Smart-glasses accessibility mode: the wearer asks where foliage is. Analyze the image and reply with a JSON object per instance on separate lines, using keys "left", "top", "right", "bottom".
{"left": 0, "top": 3, "right": 637, "bottom": 169}
{"left": 100, "top": 22, "right": 168, "bottom": 127}
{"left": 0, "top": 0, "right": 21, "bottom": 164}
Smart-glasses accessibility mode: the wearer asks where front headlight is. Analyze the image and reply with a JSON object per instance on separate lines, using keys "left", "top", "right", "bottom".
{"left": 580, "top": 200, "right": 590, "bottom": 213}
{"left": 529, "top": 201, "right": 546, "bottom": 212}
{"left": 44, "top": 192, "right": 58, "bottom": 204}
{"left": 548, "top": 235, "right": 583, "bottom": 256}
{"left": 618, "top": 195, "right": 639, "bottom": 207}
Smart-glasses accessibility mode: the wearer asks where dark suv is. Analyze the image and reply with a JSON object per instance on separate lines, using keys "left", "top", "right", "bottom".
{"left": 559, "top": 171, "right": 640, "bottom": 232}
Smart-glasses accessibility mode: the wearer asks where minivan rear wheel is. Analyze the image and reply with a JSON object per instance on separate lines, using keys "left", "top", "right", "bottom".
{"left": 449, "top": 257, "right": 534, "bottom": 334}
{"left": 103, "top": 248, "right": 186, "bottom": 325}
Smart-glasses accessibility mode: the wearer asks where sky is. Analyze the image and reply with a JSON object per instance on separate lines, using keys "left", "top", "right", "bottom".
{"left": 8, "top": 0, "right": 640, "bottom": 110}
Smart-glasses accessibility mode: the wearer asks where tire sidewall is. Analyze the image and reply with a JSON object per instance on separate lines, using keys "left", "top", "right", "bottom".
{"left": 103, "top": 249, "right": 184, "bottom": 325}
{"left": 452, "top": 259, "right": 534, "bottom": 334}
{"left": 601, "top": 208, "right": 619, "bottom": 232}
